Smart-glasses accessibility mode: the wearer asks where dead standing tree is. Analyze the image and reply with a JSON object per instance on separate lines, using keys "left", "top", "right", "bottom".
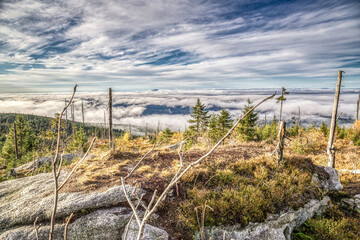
{"left": 356, "top": 92, "right": 359, "bottom": 121}
{"left": 109, "top": 88, "right": 113, "bottom": 149}
{"left": 276, "top": 121, "right": 286, "bottom": 164}
{"left": 327, "top": 70, "right": 344, "bottom": 168}
{"left": 13, "top": 122, "right": 19, "bottom": 160}
{"left": 121, "top": 93, "right": 276, "bottom": 240}
{"left": 276, "top": 87, "right": 289, "bottom": 122}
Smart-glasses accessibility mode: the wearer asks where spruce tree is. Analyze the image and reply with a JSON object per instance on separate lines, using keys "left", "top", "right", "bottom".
{"left": 237, "top": 99, "right": 259, "bottom": 141}
{"left": 188, "top": 98, "right": 209, "bottom": 134}
{"left": 1, "top": 115, "right": 36, "bottom": 167}
{"left": 218, "top": 109, "right": 233, "bottom": 132}
{"left": 208, "top": 114, "right": 220, "bottom": 143}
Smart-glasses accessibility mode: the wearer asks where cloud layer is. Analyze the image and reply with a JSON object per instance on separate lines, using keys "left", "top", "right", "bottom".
{"left": 0, "top": 0, "right": 359, "bottom": 92}
{"left": 0, "top": 89, "right": 358, "bottom": 133}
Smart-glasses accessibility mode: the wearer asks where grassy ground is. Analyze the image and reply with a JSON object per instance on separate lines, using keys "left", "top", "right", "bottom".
{"left": 1, "top": 125, "right": 359, "bottom": 239}
{"left": 60, "top": 136, "right": 340, "bottom": 239}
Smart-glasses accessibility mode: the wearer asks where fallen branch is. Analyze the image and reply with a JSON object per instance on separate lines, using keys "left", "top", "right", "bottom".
{"left": 64, "top": 213, "right": 73, "bottom": 240}
{"left": 33, "top": 216, "right": 42, "bottom": 240}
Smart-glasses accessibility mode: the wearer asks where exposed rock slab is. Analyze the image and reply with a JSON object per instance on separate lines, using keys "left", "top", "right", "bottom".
{"left": 122, "top": 220, "right": 169, "bottom": 240}
{"left": 12, "top": 154, "right": 83, "bottom": 174}
{"left": 1, "top": 207, "right": 130, "bottom": 240}
{"left": 0, "top": 172, "right": 144, "bottom": 231}
{"left": 194, "top": 196, "right": 330, "bottom": 240}
{"left": 312, "top": 166, "right": 343, "bottom": 192}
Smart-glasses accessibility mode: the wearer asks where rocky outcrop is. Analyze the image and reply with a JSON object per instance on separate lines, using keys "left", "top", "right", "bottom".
{"left": 11, "top": 154, "right": 85, "bottom": 175}
{"left": 341, "top": 194, "right": 360, "bottom": 214}
{"left": 1, "top": 207, "right": 168, "bottom": 240}
{"left": 312, "top": 166, "right": 343, "bottom": 192}
{"left": 0, "top": 172, "right": 168, "bottom": 240}
{"left": 194, "top": 197, "right": 331, "bottom": 240}
{"left": 122, "top": 220, "right": 169, "bottom": 240}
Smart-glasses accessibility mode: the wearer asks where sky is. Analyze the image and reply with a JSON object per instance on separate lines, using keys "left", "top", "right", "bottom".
{"left": 0, "top": 0, "right": 360, "bottom": 93}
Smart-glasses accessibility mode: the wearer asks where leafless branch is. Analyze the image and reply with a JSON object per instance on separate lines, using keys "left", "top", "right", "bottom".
{"left": 64, "top": 213, "right": 73, "bottom": 240}
{"left": 56, "top": 152, "right": 65, "bottom": 179}
{"left": 49, "top": 84, "right": 77, "bottom": 240}
{"left": 33, "top": 216, "right": 41, "bottom": 240}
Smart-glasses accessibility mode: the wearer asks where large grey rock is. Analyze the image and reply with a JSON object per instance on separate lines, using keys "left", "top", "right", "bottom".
{"left": 195, "top": 196, "right": 330, "bottom": 240}
{"left": 341, "top": 194, "right": 360, "bottom": 214}
{"left": 12, "top": 154, "right": 83, "bottom": 174}
{"left": 0, "top": 172, "right": 144, "bottom": 231}
{"left": 122, "top": 220, "right": 169, "bottom": 240}
{"left": 0, "top": 207, "right": 133, "bottom": 240}
{"left": 312, "top": 166, "right": 343, "bottom": 192}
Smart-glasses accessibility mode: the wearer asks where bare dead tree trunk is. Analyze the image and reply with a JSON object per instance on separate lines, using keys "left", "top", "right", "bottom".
{"left": 298, "top": 106, "right": 301, "bottom": 127}
{"left": 65, "top": 99, "right": 68, "bottom": 137}
{"left": 103, "top": 111, "right": 106, "bottom": 139}
{"left": 71, "top": 101, "right": 75, "bottom": 135}
{"left": 327, "top": 70, "right": 344, "bottom": 168}
{"left": 356, "top": 93, "right": 359, "bottom": 121}
{"left": 13, "top": 122, "right": 19, "bottom": 160}
{"left": 264, "top": 113, "right": 267, "bottom": 126}
{"left": 109, "top": 88, "right": 113, "bottom": 149}
{"left": 279, "top": 100, "right": 283, "bottom": 122}
{"left": 277, "top": 121, "right": 286, "bottom": 164}
{"left": 81, "top": 100, "right": 85, "bottom": 126}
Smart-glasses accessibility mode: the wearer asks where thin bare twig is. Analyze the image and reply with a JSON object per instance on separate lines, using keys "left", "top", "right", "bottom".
{"left": 56, "top": 152, "right": 65, "bottom": 179}
{"left": 49, "top": 84, "right": 77, "bottom": 240}
{"left": 64, "top": 213, "right": 73, "bottom": 240}
{"left": 57, "top": 137, "right": 96, "bottom": 191}
{"left": 121, "top": 178, "right": 142, "bottom": 226}
{"left": 33, "top": 216, "right": 41, "bottom": 240}
{"left": 124, "top": 142, "right": 160, "bottom": 180}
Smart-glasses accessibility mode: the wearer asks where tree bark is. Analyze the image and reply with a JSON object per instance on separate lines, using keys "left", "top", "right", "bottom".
{"left": 327, "top": 70, "right": 343, "bottom": 168}
{"left": 109, "top": 88, "right": 113, "bottom": 149}
{"left": 277, "top": 121, "right": 286, "bottom": 164}
{"left": 356, "top": 93, "right": 359, "bottom": 121}
{"left": 13, "top": 122, "right": 19, "bottom": 160}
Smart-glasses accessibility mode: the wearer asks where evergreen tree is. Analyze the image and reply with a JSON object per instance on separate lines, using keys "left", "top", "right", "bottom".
{"left": 67, "top": 126, "right": 88, "bottom": 153}
{"left": 237, "top": 99, "right": 259, "bottom": 141}
{"left": 160, "top": 128, "right": 173, "bottom": 143}
{"left": 319, "top": 122, "right": 328, "bottom": 137}
{"left": 208, "top": 110, "right": 233, "bottom": 144}
{"left": 218, "top": 109, "right": 233, "bottom": 133}
{"left": 208, "top": 114, "right": 220, "bottom": 143}
{"left": 188, "top": 98, "right": 209, "bottom": 134}
{"left": 1, "top": 115, "right": 36, "bottom": 167}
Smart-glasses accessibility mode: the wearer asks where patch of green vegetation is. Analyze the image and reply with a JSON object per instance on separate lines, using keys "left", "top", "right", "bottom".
{"left": 292, "top": 206, "right": 360, "bottom": 240}
{"left": 178, "top": 157, "right": 323, "bottom": 231}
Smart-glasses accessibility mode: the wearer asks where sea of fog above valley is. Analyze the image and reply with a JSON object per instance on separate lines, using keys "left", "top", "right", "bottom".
{"left": 1, "top": 89, "right": 359, "bottom": 135}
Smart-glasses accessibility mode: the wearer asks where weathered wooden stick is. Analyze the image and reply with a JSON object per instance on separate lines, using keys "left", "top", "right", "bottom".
{"left": 109, "top": 88, "right": 113, "bottom": 149}
{"left": 13, "top": 122, "right": 19, "bottom": 160}
{"left": 327, "top": 70, "right": 343, "bottom": 168}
